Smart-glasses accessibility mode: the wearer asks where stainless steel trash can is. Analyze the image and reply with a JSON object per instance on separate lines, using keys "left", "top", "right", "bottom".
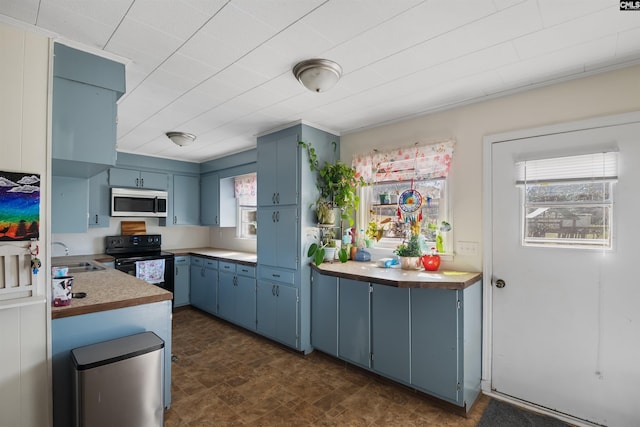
{"left": 71, "top": 331, "right": 164, "bottom": 427}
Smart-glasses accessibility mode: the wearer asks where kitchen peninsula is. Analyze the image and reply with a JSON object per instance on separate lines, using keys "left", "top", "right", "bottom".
{"left": 311, "top": 262, "right": 482, "bottom": 414}
{"left": 50, "top": 259, "right": 172, "bottom": 427}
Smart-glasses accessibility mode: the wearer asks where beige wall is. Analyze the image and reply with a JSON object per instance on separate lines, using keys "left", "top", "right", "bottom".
{"left": 0, "top": 22, "right": 51, "bottom": 427}
{"left": 341, "top": 65, "right": 640, "bottom": 271}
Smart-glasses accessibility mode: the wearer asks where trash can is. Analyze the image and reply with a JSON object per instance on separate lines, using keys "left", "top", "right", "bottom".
{"left": 71, "top": 331, "right": 164, "bottom": 427}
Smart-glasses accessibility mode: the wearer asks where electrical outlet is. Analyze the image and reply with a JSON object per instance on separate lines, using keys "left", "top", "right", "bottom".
{"left": 456, "top": 241, "right": 479, "bottom": 256}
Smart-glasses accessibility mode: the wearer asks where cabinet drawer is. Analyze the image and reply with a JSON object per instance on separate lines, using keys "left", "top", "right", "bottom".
{"left": 219, "top": 261, "right": 236, "bottom": 273}
{"left": 175, "top": 256, "right": 189, "bottom": 265}
{"left": 191, "top": 257, "right": 204, "bottom": 266}
{"left": 260, "top": 266, "right": 295, "bottom": 285}
{"left": 237, "top": 264, "right": 256, "bottom": 278}
{"left": 204, "top": 259, "right": 218, "bottom": 269}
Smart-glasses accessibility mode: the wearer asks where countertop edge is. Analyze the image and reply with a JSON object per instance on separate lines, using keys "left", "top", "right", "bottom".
{"left": 311, "top": 263, "right": 482, "bottom": 290}
{"left": 51, "top": 293, "right": 172, "bottom": 320}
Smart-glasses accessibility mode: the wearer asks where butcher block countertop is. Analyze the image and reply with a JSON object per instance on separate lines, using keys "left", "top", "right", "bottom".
{"left": 51, "top": 255, "right": 171, "bottom": 320}
{"left": 170, "top": 247, "right": 257, "bottom": 265}
{"left": 312, "top": 261, "right": 482, "bottom": 290}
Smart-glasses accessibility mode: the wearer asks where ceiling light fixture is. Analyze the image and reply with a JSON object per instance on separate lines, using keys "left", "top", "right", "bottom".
{"left": 166, "top": 131, "right": 196, "bottom": 147}
{"left": 293, "top": 59, "right": 342, "bottom": 93}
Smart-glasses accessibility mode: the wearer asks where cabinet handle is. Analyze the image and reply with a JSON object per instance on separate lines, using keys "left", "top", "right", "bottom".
{"left": 272, "top": 212, "right": 276, "bottom": 222}
{"left": 215, "top": 215, "right": 218, "bottom": 224}
{"left": 272, "top": 193, "right": 276, "bottom": 204}
{"left": 276, "top": 192, "right": 279, "bottom": 204}
{"left": 174, "top": 216, "right": 177, "bottom": 224}
{"left": 136, "top": 177, "right": 139, "bottom": 187}
{"left": 140, "top": 177, "right": 144, "bottom": 187}
{"left": 276, "top": 211, "right": 280, "bottom": 222}
{"left": 95, "top": 214, "right": 99, "bottom": 224}
{"left": 272, "top": 273, "right": 280, "bottom": 278}
{"left": 276, "top": 285, "right": 279, "bottom": 297}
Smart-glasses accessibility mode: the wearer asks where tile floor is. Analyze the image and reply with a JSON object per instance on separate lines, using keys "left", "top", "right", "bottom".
{"left": 165, "top": 307, "right": 490, "bottom": 426}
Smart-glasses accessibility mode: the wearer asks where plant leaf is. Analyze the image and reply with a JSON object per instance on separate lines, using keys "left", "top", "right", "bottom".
{"left": 338, "top": 248, "right": 348, "bottom": 263}
{"left": 307, "top": 243, "right": 318, "bottom": 257}
{"left": 314, "top": 248, "right": 325, "bottom": 265}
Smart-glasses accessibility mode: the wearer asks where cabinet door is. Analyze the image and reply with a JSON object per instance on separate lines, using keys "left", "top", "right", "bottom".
{"left": 52, "top": 176, "right": 88, "bottom": 233}
{"left": 371, "top": 284, "right": 410, "bottom": 383}
{"left": 235, "top": 275, "right": 256, "bottom": 331}
{"left": 108, "top": 168, "right": 141, "bottom": 188}
{"left": 275, "top": 206, "right": 298, "bottom": 270}
{"left": 52, "top": 77, "right": 117, "bottom": 166}
{"left": 275, "top": 284, "right": 298, "bottom": 348}
{"left": 139, "top": 171, "right": 168, "bottom": 190}
{"left": 257, "top": 137, "right": 278, "bottom": 207}
{"left": 274, "top": 136, "right": 298, "bottom": 206}
{"left": 311, "top": 270, "right": 338, "bottom": 356}
{"left": 339, "top": 278, "right": 370, "bottom": 368}
{"left": 174, "top": 256, "right": 190, "bottom": 307}
{"left": 257, "top": 131, "right": 299, "bottom": 206}
{"left": 88, "top": 170, "right": 110, "bottom": 228}
{"left": 257, "top": 206, "right": 297, "bottom": 270}
{"left": 411, "top": 288, "right": 460, "bottom": 402}
{"left": 218, "top": 270, "right": 235, "bottom": 320}
{"left": 173, "top": 175, "right": 200, "bottom": 225}
{"left": 200, "top": 173, "right": 219, "bottom": 226}
{"left": 256, "top": 280, "right": 277, "bottom": 338}
{"left": 189, "top": 264, "right": 217, "bottom": 314}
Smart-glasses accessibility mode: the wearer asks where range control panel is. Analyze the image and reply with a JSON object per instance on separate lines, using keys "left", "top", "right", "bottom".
{"left": 105, "top": 234, "right": 162, "bottom": 255}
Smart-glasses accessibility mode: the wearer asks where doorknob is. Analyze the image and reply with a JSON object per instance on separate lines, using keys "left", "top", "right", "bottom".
{"left": 495, "top": 279, "right": 506, "bottom": 288}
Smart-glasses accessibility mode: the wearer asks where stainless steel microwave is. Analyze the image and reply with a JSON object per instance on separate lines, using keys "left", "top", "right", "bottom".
{"left": 111, "top": 187, "right": 168, "bottom": 217}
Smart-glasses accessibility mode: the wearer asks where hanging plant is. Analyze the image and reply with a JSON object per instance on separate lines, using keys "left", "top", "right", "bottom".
{"left": 299, "top": 141, "right": 367, "bottom": 226}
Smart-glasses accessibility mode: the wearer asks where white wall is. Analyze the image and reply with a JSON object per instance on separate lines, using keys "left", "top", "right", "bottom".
{"left": 209, "top": 227, "right": 257, "bottom": 253}
{"left": 0, "top": 22, "right": 51, "bottom": 427}
{"left": 52, "top": 218, "right": 211, "bottom": 256}
{"left": 341, "top": 65, "right": 640, "bottom": 272}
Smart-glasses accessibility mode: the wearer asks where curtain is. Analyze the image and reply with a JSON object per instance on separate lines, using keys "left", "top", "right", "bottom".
{"left": 353, "top": 140, "right": 454, "bottom": 184}
{"left": 234, "top": 174, "right": 257, "bottom": 205}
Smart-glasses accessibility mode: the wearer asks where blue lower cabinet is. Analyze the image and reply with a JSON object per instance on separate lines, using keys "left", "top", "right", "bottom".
{"left": 338, "top": 278, "right": 371, "bottom": 369}
{"left": 311, "top": 270, "right": 338, "bottom": 356}
{"left": 189, "top": 258, "right": 217, "bottom": 314}
{"left": 410, "top": 288, "right": 460, "bottom": 402}
{"left": 371, "top": 284, "right": 410, "bottom": 383}
{"left": 173, "top": 256, "right": 190, "bottom": 307}
{"left": 257, "top": 280, "right": 298, "bottom": 348}
{"left": 235, "top": 274, "right": 257, "bottom": 330}
{"left": 218, "top": 262, "right": 257, "bottom": 330}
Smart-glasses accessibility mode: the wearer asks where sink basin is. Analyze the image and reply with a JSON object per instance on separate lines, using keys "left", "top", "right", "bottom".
{"left": 53, "top": 262, "right": 105, "bottom": 273}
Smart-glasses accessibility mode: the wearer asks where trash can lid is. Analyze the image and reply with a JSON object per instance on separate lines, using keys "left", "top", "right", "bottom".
{"left": 71, "top": 331, "right": 164, "bottom": 371}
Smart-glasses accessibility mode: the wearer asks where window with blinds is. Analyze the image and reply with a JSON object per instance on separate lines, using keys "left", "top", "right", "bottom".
{"left": 516, "top": 152, "right": 617, "bottom": 249}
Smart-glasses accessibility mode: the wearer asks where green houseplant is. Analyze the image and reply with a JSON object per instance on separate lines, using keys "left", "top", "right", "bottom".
{"left": 299, "top": 141, "right": 366, "bottom": 226}
{"left": 394, "top": 233, "right": 423, "bottom": 270}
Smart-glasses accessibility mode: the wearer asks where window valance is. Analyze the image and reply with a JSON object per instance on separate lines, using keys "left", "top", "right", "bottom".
{"left": 353, "top": 140, "right": 454, "bottom": 184}
{"left": 234, "top": 174, "right": 257, "bottom": 205}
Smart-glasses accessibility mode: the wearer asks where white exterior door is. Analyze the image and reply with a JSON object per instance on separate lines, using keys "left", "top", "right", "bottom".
{"left": 487, "top": 116, "right": 640, "bottom": 426}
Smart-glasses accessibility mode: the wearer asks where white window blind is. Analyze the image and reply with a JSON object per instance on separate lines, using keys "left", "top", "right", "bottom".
{"left": 516, "top": 152, "right": 618, "bottom": 184}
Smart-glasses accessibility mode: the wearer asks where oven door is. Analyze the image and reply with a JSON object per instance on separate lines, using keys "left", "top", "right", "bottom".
{"left": 114, "top": 255, "right": 174, "bottom": 294}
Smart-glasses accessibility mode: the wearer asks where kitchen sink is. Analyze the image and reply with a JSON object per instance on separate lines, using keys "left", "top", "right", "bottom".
{"left": 53, "top": 262, "right": 105, "bottom": 273}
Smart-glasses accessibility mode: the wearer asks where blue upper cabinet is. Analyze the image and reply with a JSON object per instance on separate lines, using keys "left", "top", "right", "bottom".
{"left": 257, "top": 129, "right": 299, "bottom": 207}
{"left": 200, "top": 173, "right": 219, "bottom": 226}
{"left": 172, "top": 174, "right": 200, "bottom": 225}
{"left": 52, "top": 43, "right": 125, "bottom": 178}
{"left": 109, "top": 168, "right": 168, "bottom": 190}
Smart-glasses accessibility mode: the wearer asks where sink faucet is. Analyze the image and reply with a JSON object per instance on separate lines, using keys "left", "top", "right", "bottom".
{"left": 52, "top": 241, "right": 70, "bottom": 256}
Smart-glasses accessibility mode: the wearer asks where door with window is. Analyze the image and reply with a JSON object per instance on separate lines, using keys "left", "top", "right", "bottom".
{"left": 490, "top": 119, "right": 640, "bottom": 426}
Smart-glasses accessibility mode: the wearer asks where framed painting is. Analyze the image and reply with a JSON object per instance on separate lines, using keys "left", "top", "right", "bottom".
{"left": 0, "top": 171, "right": 40, "bottom": 241}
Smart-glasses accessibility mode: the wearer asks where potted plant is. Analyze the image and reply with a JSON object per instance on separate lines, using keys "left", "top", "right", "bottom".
{"left": 394, "top": 232, "right": 423, "bottom": 270}
{"left": 299, "top": 141, "right": 366, "bottom": 226}
{"left": 306, "top": 228, "right": 348, "bottom": 265}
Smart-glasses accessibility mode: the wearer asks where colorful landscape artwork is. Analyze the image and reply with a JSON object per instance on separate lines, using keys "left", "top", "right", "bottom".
{"left": 0, "top": 171, "right": 40, "bottom": 241}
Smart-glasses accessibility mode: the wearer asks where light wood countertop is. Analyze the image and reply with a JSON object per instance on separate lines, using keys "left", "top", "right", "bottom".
{"left": 51, "top": 256, "right": 171, "bottom": 319}
{"left": 168, "top": 247, "right": 257, "bottom": 265}
{"left": 312, "top": 261, "right": 481, "bottom": 290}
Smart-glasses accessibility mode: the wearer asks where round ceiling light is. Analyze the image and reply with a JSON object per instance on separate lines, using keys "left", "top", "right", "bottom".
{"left": 293, "top": 59, "right": 342, "bottom": 93}
{"left": 166, "top": 131, "right": 196, "bottom": 147}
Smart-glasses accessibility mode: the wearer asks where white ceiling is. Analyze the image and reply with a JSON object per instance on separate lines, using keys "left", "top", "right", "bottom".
{"left": 2, "top": 0, "right": 640, "bottom": 163}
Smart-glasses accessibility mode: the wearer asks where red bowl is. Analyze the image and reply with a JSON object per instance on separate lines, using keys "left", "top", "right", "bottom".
{"left": 421, "top": 255, "right": 441, "bottom": 271}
